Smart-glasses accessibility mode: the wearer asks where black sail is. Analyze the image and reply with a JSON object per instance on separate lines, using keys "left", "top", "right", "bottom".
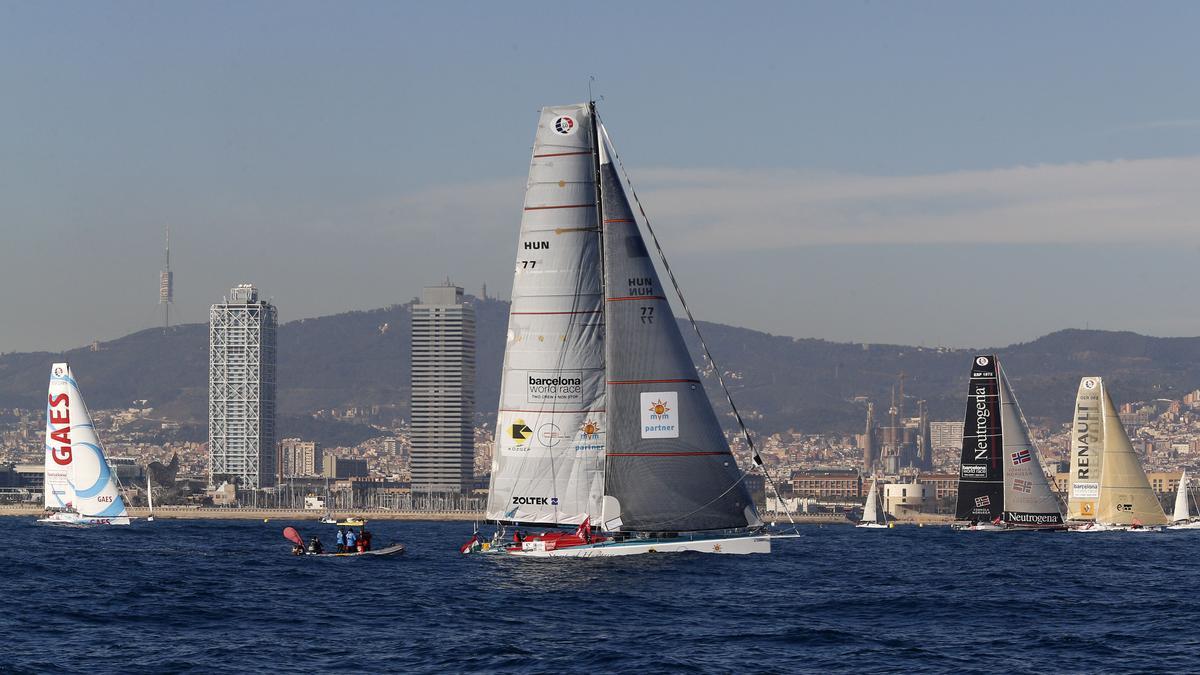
{"left": 955, "top": 355, "right": 1004, "bottom": 522}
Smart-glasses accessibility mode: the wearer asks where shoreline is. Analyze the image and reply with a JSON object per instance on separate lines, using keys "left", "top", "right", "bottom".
{"left": 0, "top": 505, "right": 957, "bottom": 525}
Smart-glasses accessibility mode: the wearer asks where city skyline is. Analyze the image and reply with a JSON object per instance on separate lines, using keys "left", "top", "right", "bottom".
{"left": 4, "top": 3, "right": 1200, "bottom": 352}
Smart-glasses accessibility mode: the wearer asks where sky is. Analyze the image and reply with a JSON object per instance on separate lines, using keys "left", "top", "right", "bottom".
{"left": 2, "top": 1, "right": 1200, "bottom": 353}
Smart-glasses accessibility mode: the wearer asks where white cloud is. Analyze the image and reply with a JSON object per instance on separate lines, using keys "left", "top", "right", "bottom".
{"left": 625, "top": 156, "right": 1200, "bottom": 251}
{"left": 387, "top": 156, "right": 1200, "bottom": 255}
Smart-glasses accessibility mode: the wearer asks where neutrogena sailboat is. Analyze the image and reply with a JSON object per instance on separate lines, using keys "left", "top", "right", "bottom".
{"left": 1067, "top": 377, "right": 1168, "bottom": 532}
{"left": 954, "top": 355, "right": 1065, "bottom": 531}
{"left": 856, "top": 479, "right": 887, "bottom": 529}
{"left": 38, "top": 363, "right": 130, "bottom": 526}
{"left": 463, "top": 102, "right": 778, "bottom": 557}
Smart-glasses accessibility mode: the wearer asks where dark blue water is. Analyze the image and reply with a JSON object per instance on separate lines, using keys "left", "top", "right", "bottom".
{"left": 3, "top": 519, "right": 1199, "bottom": 673}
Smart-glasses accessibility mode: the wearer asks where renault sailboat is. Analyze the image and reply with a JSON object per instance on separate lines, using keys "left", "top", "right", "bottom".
{"left": 39, "top": 363, "right": 130, "bottom": 526}
{"left": 462, "top": 102, "right": 790, "bottom": 557}
{"left": 954, "top": 355, "right": 1065, "bottom": 531}
{"left": 1067, "top": 377, "right": 1168, "bottom": 532}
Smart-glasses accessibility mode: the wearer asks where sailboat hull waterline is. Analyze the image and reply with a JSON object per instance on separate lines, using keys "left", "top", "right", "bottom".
{"left": 504, "top": 535, "right": 770, "bottom": 558}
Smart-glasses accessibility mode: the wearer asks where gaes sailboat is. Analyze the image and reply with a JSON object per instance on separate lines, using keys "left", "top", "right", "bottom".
{"left": 954, "top": 355, "right": 1065, "bottom": 531}
{"left": 856, "top": 479, "right": 888, "bottom": 529}
{"left": 1066, "top": 377, "right": 1167, "bottom": 532}
{"left": 1167, "top": 470, "right": 1200, "bottom": 529}
{"left": 462, "top": 102, "right": 790, "bottom": 557}
{"left": 38, "top": 362, "right": 130, "bottom": 526}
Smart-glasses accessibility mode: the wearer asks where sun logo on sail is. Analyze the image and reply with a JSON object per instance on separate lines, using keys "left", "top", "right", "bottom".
{"left": 552, "top": 116, "right": 576, "bottom": 135}
{"left": 582, "top": 420, "right": 600, "bottom": 437}
{"left": 648, "top": 400, "right": 670, "bottom": 416}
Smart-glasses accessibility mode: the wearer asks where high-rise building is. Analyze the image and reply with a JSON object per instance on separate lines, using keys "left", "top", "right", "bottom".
{"left": 861, "top": 402, "right": 877, "bottom": 473}
{"left": 278, "top": 438, "right": 322, "bottom": 480}
{"left": 410, "top": 283, "right": 475, "bottom": 493}
{"left": 209, "top": 284, "right": 277, "bottom": 489}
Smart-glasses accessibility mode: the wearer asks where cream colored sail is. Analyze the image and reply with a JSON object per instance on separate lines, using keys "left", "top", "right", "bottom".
{"left": 1067, "top": 378, "right": 1103, "bottom": 520}
{"left": 1095, "top": 379, "right": 1167, "bottom": 526}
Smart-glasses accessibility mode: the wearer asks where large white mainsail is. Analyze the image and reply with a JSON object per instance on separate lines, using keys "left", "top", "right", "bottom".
{"left": 1173, "top": 470, "right": 1190, "bottom": 523}
{"left": 486, "top": 104, "right": 607, "bottom": 526}
{"left": 44, "top": 364, "right": 75, "bottom": 509}
{"left": 1092, "top": 378, "right": 1167, "bottom": 527}
{"left": 43, "top": 363, "right": 129, "bottom": 524}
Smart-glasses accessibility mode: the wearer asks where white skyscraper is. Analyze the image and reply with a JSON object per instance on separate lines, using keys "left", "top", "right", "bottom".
{"left": 209, "top": 284, "right": 277, "bottom": 489}
{"left": 410, "top": 283, "right": 475, "bottom": 493}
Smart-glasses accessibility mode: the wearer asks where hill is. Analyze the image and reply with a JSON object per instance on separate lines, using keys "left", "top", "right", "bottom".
{"left": 2, "top": 298, "right": 1199, "bottom": 436}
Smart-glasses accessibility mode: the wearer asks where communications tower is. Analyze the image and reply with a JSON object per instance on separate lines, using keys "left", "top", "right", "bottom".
{"left": 159, "top": 228, "right": 174, "bottom": 330}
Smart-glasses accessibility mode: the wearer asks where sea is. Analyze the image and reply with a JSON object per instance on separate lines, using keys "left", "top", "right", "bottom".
{"left": 3, "top": 518, "right": 1198, "bottom": 673}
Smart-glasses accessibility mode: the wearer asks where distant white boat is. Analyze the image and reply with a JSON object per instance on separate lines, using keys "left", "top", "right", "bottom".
{"left": 1167, "top": 470, "right": 1200, "bottom": 530}
{"left": 37, "top": 362, "right": 130, "bottom": 526}
{"left": 146, "top": 475, "right": 155, "bottom": 523}
{"left": 856, "top": 479, "right": 888, "bottom": 529}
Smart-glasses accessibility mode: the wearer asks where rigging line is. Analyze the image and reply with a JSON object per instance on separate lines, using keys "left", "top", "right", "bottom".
{"left": 595, "top": 112, "right": 796, "bottom": 530}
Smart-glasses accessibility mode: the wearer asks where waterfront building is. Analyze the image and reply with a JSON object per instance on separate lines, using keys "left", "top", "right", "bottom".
{"left": 410, "top": 284, "right": 476, "bottom": 494}
{"left": 323, "top": 455, "right": 369, "bottom": 480}
{"left": 790, "top": 469, "right": 862, "bottom": 500}
{"left": 208, "top": 284, "right": 277, "bottom": 489}
{"left": 278, "top": 439, "right": 322, "bottom": 480}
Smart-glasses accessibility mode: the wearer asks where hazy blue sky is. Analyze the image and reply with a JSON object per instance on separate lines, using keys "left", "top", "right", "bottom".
{"left": 2, "top": 1, "right": 1199, "bottom": 352}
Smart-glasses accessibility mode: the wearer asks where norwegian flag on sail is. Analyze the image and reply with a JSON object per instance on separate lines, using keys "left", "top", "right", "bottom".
{"left": 1011, "top": 449, "right": 1032, "bottom": 465}
{"left": 1013, "top": 478, "right": 1033, "bottom": 494}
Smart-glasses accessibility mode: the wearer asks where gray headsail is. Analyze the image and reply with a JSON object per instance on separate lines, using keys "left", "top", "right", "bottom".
{"left": 597, "top": 121, "right": 757, "bottom": 532}
{"left": 485, "top": 104, "right": 607, "bottom": 526}
{"left": 996, "top": 364, "right": 1064, "bottom": 526}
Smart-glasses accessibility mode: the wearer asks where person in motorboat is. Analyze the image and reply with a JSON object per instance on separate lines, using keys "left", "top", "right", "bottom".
{"left": 359, "top": 528, "right": 371, "bottom": 552}
{"left": 336, "top": 527, "right": 346, "bottom": 553}
{"left": 345, "top": 528, "right": 357, "bottom": 552}
{"left": 292, "top": 543, "right": 305, "bottom": 556}
{"left": 308, "top": 536, "right": 324, "bottom": 554}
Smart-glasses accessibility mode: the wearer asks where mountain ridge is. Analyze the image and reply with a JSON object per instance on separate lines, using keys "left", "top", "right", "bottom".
{"left": 1, "top": 300, "right": 1198, "bottom": 436}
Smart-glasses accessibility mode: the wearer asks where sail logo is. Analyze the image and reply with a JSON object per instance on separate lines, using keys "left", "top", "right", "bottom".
{"left": 1075, "top": 403, "right": 1097, "bottom": 478}
{"left": 47, "top": 392, "right": 73, "bottom": 465}
{"left": 961, "top": 464, "right": 987, "bottom": 477}
{"left": 524, "top": 241, "right": 549, "bottom": 250}
{"left": 1083, "top": 379, "right": 1096, "bottom": 390}
{"left": 527, "top": 371, "right": 584, "bottom": 403}
{"left": 508, "top": 419, "right": 533, "bottom": 446}
{"left": 573, "top": 419, "right": 604, "bottom": 453}
{"left": 512, "top": 496, "right": 558, "bottom": 506}
{"left": 975, "top": 356, "right": 990, "bottom": 367}
{"left": 1072, "top": 482, "right": 1099, "bottom": 499}
{"left": 974, "top": 495, "right": 991, "bottom": 508}
{"left": 552, "top": 116, "right": 577, "bottom": 135}
{"left": 1013, "top": 478, "right": 1033, "bottom": 494}
{"left": 640, "top": 392, "right": 679, "bottom": 439}
{"left": 1010, "top": 449, "right": 1032, "bottom": 465}
{"left": 536, "top": 423, "right": 565, "bottom": 448}
{"left": 971, "top": 385, "right": 992, "bottom": 461}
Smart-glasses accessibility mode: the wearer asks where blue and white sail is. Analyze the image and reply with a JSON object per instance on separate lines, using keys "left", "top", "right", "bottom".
{"left": 43, "top": 363, "right": 129, "bottom": 525}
